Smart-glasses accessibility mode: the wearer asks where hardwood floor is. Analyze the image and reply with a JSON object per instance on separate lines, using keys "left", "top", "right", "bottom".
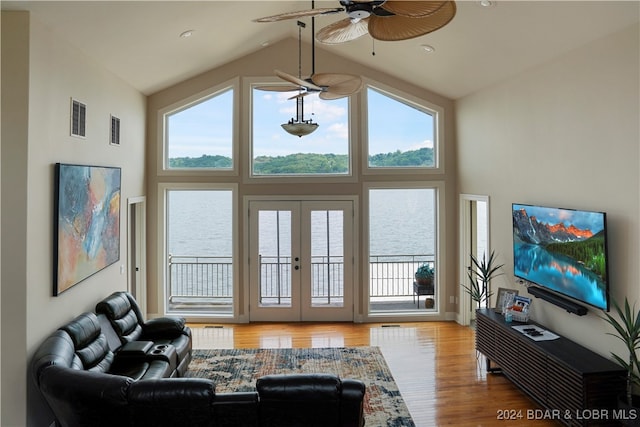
{"left": 188, "top": 321, "right": 558, "bottom": 427}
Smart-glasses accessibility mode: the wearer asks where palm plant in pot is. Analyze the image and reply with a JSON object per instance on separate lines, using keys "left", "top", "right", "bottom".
{"left": 602, "top": 298, "right": 640, "bottom": 420}
{"left": 462, "top": 250, "right": 504, "bottom": 309}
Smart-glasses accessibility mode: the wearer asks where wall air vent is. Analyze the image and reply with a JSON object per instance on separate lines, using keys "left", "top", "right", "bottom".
{"left": 110, "top": 115, "right": 121, "bottom": 146}
{"left": 70, "top": 98, "right": 86, "bottom": 138}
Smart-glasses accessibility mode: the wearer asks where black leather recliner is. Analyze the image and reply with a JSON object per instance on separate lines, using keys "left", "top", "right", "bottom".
{"left": 31, "top": 325, "right": 257, "bottom": 427}
{"left": 32, "top": 321, "right": 366, "bottom": 427}
{"left": 96, "top": 291, "right": 192, "bottom": 376}
{"left": 31, "top": 292, "right": 367, "bottom": 427}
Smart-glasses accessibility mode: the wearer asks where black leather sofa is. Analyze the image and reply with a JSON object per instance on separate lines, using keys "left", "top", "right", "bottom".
{"left": 96, "top": 291, "right": 193, "bottom": 377}
{"left": 31, "top": 292, "right": 366, "bottom": 427}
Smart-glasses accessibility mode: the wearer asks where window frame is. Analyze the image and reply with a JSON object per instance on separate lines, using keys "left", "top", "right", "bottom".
{"left": 158, "top": 78, "right": 239, "bottom": 177}
{"left": 244, "top": 76, "right": 358, "bottom": 184}
{"left": 362, "top": 79, "right": 445, "bottom": 175}
{"left": 157, "top": 182, "right": 240, "bottom": 320}
{"left": 362, "top": 181, "right": 446, "bottom": 321}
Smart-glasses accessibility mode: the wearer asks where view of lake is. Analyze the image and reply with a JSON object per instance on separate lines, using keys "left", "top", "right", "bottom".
{"left": 167, "top": 189, "right": 436, "bottom": 258}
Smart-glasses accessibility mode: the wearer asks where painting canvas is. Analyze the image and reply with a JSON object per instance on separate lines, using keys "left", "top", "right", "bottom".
{"left": 54, "top": 163, "right": 121, "bottom": 295}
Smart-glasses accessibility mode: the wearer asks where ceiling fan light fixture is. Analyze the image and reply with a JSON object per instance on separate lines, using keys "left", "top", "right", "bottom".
{"left": 281, "top": 121, "right": 319, "bottom": 137}
{"left": 346, "top": 3, "right": 371, "bottom": 20}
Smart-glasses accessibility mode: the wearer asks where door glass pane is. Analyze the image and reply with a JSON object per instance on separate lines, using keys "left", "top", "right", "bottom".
{"left": 258, "top": 210, "right": 292, "bottom": 307}
{"left": 167, "top": 189, "right": 233, "bottom": 314}
{"left": 369, "top": 188, "right": 436, "bottom": 312}
{"left": 310, "top": 210, "right": 344, "bottom": 308}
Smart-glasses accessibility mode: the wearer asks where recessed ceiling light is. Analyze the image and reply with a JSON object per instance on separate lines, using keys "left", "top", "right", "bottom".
{"left": 479, "top": 0, "right": 496, "bottom": 7}
{"left": 261, "top": 40, "right": 271, "bottom": 47}
{"left": 421, "top": 44, "right": 435, "bottom": 53}
{"left": 179, "top": 30, "right": 194, "bottom": 38}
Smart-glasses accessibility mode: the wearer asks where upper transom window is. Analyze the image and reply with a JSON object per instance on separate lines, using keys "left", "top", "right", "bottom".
{"left": 366, "top": 86, "right": 437, "bottom": 170}
{"left": 251, "top": 86, "right": 350, "bottom": 177}
{"left": 165, "top": 86, "right": 234, "bottom": 170}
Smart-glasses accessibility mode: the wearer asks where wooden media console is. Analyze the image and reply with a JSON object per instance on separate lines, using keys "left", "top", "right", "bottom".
{"left": 476, "top": 309, "right": 626, "bottom": 426}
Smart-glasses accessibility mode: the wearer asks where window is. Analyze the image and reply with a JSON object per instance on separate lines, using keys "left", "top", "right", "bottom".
{"left": 367, "top": 186, "right": 438, "bottom": 313}
{"left": 251, "top": 87, "right": 350, "bottom": 176}
{"left": 366, "top": 86, "right": 438, "bottom": 170}
{"left": 165, "top": 187, "right": 235, "bottom": 315}
{"left": 164, "top": 87, "right": 234, "bottom": 170}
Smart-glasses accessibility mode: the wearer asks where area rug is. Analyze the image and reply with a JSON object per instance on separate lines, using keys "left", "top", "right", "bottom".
{"left": 186, "top": 346, "right": 415, "bottom": 427}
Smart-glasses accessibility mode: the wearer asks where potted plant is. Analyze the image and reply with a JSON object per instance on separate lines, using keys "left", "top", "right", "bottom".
{"left": 415, "top": 263, "right": 435, "bottom": 308}
{"left": 462, "top": 250, "right": 504, "bottom": 309}
{"left": 602, "top": 298, "right": 640, "bottom": 421}
{"left": 415, "top": 263, "right": 434, "bottom": 286}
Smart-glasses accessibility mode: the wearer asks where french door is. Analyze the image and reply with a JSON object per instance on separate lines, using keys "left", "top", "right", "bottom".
{"left": 248, "top": 200, "right": 354, "bottom": 321}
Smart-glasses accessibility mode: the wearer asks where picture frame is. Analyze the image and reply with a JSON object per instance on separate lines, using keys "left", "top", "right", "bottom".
{"left": 494, "top": 287, "right": 519, "bottom": 313}
{"left": 54, "top": 163, "right": 121, "bottom": 295}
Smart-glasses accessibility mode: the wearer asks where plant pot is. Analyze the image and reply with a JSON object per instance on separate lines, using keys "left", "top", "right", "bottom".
{"left": 415, "top": 277, "right": 434, "bottom": 293}
{"left": 617, "top": 394, "right": 640, "bottom": 426}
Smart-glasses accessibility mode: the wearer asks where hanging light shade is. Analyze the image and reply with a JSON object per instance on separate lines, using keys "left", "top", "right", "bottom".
{"left": 281, "top": 121, "right": 319, "bottom": 137}
{"left": 282, "top": 95, "right": 318, "bottom": 137}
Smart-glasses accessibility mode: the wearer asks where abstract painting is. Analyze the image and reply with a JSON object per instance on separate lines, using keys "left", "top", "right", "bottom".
{"left": 54, "top": 163, "right": 121, "bottom": 295}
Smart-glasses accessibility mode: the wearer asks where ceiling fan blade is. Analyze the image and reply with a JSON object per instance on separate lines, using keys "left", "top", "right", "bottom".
{"left": 377, "top": 1, "right": 451, "bottom": 18}
{"left": 275, "top": 70, "right": 323, "bottom": 92}
{"left": 254, "top": 7, "right": 343, "bottom": 23}
{"left": 368, "top": 1, "right": 456, "bottom": 41}
{"left": 316, "top": 17, "right": 370, "bottom": 44}
{"left": 312, "top": 73, "right": 363, "bottom": 96}
{"left": 255, "top": 85, "right": 301, "bottom": 92}
{"left": 319, "top": 91, "right": 350, "bottom": 100}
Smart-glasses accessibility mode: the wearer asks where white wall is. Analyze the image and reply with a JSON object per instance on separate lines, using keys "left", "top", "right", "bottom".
{"left": 456, "top": 23, "right": 640, "bottom": 358}
{"left": 1, "top": 11, "right": 147, "bottom": 427}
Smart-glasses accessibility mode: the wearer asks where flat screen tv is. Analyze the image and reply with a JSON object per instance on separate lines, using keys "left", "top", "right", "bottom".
{"left": 512, "top": 203, "right": 610, "bottom": 311}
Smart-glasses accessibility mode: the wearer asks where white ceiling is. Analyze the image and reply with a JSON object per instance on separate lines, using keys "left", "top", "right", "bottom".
{"left": 4, "top": 1, "right": 638, "bottom": 99}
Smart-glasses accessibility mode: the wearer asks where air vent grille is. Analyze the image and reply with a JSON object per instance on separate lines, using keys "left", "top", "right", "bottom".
{"left": 71, "top": 99, "right": 86, "bottom": 137}
{"left": 110, "top": 115, "right": 120, "bottom": 146}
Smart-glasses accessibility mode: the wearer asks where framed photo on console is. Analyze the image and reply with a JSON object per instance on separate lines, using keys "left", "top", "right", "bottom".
{"left": 494, "top": 287, "right": 519, "bottom": 313}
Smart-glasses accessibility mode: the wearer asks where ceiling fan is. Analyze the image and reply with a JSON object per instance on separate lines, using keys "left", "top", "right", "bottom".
{"left": 254, "top": 1, "right": 457, "bottom": 44}
{"left": 255, "top": 18, "right": 363, "bottom": 100}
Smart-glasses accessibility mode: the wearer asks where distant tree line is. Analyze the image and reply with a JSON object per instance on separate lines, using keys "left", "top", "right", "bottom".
{"left": 169, "top": 147, "right": 434, "bottom": 172}
{"left": 169, "top": 155, "right": 232, "bottom": 168}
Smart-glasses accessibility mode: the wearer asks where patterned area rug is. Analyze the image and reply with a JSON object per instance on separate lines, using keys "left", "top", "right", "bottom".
{"left": 186, "top": 347, "right": 415, "bottom": 427}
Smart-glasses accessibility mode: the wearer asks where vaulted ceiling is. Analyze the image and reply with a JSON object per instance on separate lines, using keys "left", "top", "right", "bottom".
{"left": 3, "top": 1, "right": 638, "bottom": 99}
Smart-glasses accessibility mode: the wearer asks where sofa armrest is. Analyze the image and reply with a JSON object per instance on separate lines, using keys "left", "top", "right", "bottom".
{"left": 128, "top": 378, "right": 215, "bottom": 427}
{"left": 340, "top": 379, "right": 366, "bottom": 427}
{"left": 118, "top": 340, "right": 154, "bottom": 357}
{"left": 141, "top": 317, "right": 186, "bottom": 339}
